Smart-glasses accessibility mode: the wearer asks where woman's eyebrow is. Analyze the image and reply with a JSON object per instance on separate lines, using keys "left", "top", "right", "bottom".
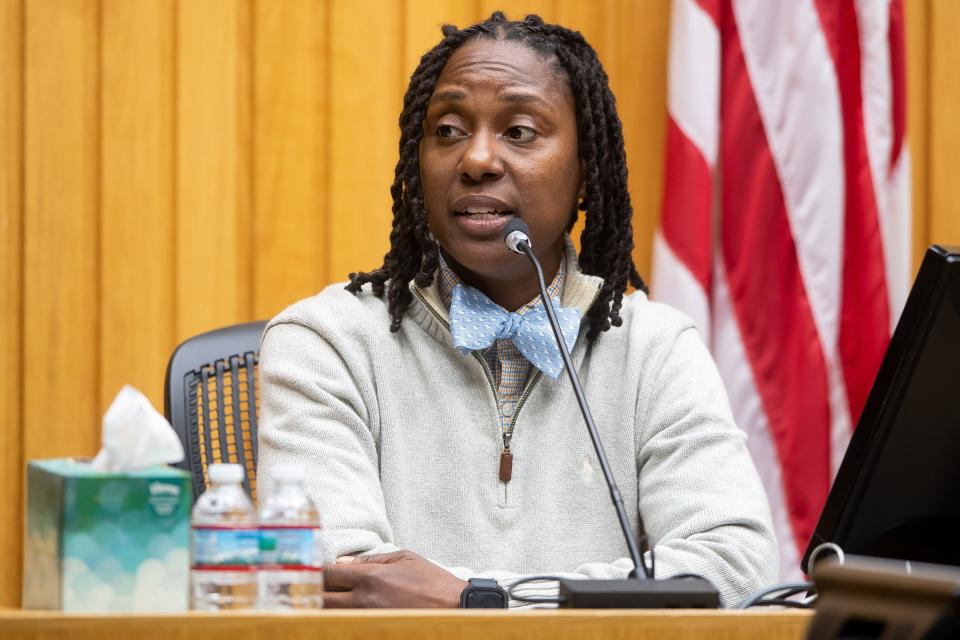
{"left": 499, "top": 90, "right": 550, "bottom": 107}
{"left": 429, "top": 88, "right": 551, "bottom": 108}
{"left": 430, "top": 89, "right": 467, "bottom": 104}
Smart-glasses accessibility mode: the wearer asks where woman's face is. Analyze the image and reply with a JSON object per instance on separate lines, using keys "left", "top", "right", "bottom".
{"left": 420, "top": 38, "right": 583, "bottom": 293}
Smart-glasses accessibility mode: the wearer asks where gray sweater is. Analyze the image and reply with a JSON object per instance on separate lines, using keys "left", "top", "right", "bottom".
{"left": 257, "top": 250, "right": 779, "bottom": 607}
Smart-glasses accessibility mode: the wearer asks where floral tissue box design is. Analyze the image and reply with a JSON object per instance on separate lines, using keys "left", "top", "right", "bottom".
{"left": 23, "top": 458, "right": 191, "bottom": 611}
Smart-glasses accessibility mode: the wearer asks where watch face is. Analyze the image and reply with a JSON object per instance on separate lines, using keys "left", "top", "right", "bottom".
{"left": 468, "top": 590, "right": 505, "bottom": 608}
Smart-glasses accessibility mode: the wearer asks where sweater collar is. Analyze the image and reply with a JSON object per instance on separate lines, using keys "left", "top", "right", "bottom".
{"left": 409, "top": 236, "right": 604, "bottom": 341}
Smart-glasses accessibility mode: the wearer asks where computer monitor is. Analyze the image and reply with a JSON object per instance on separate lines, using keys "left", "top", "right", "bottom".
{"left": 802, "top": 245, "right": 960, "bottom": 574}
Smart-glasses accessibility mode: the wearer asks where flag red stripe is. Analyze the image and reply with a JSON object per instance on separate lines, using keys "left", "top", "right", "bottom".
{"left": 695, "top": 0, "right": 721, "bottom": 28}
{"left": 888, "top": 0, "right": 907, "bottom": 172}
{"left": 720, "top": 7, "right": 831, "bottom": 551}
{"left": 661, "top": 117, "right": 713, "bottom": 293}
{"left": 816, "top": 0, "right": 892, "bottom": 424}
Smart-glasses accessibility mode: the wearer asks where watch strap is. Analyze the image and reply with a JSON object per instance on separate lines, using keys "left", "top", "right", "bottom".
{"left": 460, "top": 577, "right": 508, "bottom": 608}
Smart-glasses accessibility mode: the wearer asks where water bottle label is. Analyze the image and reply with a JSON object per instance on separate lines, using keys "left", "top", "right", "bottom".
{"left": 259, "top": 527, "right": 324, "bottom": 570}
{"left": 191, "top": 526, "right": 260, "bottom": 569}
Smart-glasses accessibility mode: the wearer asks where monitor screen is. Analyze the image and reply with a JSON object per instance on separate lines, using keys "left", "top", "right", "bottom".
{"left": 802, "top": 245, "right": 960, "bottom": 573}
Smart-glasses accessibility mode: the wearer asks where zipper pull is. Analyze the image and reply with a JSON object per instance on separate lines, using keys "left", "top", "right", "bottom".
{"left": 499, "top": 448, "right": 513, "bottom": 483}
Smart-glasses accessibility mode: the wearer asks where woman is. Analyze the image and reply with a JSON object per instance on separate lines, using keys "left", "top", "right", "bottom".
{"left": 257, "top": 12, "right": 777, "bottom": 608}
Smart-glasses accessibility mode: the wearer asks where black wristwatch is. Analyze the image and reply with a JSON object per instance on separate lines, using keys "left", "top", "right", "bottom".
{"left": 459, "top": 577, "right": 508, "bottom": 608}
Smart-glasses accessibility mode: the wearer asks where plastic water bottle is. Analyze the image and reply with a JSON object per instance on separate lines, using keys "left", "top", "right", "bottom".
{"left": 190, "top": 463, "right": 259, "bottom": 610}
{"left": 258, "top": 463, "right": 325, "bottom": 609}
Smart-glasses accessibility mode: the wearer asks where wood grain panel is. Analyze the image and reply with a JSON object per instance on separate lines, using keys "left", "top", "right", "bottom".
{"left": 23, "top": 0, "right": 100, "bottom": 460}
{"left": 404, "top": 0, "right": 480, "bottom": 79}
{"left": 612, "top": 0, "right": 670, "bottom": 282}
{"left": 0, "top": 0, "right": 23, "bottom": 609}
{"left": 555, "top": 0, "right": 614, "bottom": 67}
{"left": 101, "top": 0, "right": 175, "bottom": 412}
{"left": 176, "top": 0, "right": 253, "bottom": 340}
{"left": 253, "top": 0, "right": 328, "bottom": 318}
{"left": 928, "top": 0, "right": 960, "bottom": 249}
{"left": 327, "top": 0, "right": 403, "bottom": 283}
{"left": 0, "top": 609, "right": 813, "bottom": 640}
{"left": 907, "top": 0, "right": 929, "bottom": 272}
{"left": 479, "top": 0, "right": 558, "bottom": 23}
{"left": 552, "top": 3, "right": 617, "bottom": 259}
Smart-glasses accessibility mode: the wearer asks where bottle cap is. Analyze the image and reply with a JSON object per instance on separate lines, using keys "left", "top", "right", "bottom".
{"left": 208, "top": 463, "right": 244, "bottom": 484}
{"left": 272, "top": 463, "right": 306, "bottom": 484}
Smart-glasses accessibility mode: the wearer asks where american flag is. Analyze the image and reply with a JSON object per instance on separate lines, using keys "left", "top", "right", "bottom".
{"left": 652, "top": 0, "right": 910, "bottom": 580}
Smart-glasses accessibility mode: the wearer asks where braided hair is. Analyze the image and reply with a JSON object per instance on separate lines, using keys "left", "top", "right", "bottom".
{"left": 346, "top": 11, "right": 647, "bottom": 340}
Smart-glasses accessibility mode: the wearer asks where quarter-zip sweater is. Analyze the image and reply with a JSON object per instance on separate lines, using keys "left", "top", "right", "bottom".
{"left": 257, "top": 249, "right": 779, "bottom": 608}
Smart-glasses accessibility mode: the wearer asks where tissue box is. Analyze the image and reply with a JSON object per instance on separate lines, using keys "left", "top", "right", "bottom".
{"left": 23, "top": 458, "right": 192, "bottom": 611}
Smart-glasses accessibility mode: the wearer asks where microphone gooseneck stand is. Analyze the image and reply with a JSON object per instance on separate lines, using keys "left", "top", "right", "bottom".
{"left": 505, "top": 219, "right": 719, "bottom": 608}
{"left": 518, "top": 236, "right": 648, "bottom": 581}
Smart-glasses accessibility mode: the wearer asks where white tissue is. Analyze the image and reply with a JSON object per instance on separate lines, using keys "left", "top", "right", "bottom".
{"left": 90, "top": 385, "right": 185, "bottom": 472}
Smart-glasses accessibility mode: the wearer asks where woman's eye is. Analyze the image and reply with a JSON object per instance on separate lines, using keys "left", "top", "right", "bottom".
{"left": 504, "top": 126, "right": 536, "bottom": 142}
{"left": 436, "top": 124, "right": 464, "bottom": 138}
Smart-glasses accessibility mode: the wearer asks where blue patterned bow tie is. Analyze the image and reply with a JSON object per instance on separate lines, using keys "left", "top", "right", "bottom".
{"left": 449, "top": 283, "right": 581, "bottom": 378}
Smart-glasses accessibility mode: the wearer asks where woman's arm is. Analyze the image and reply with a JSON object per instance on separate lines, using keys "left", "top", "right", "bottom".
{"left": 633, "top": 325, "right": 780, "bottom": 607}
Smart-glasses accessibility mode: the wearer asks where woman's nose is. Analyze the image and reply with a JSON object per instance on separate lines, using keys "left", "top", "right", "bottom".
{"left": 457, "top": 131, "right": 503, "bottom": 183}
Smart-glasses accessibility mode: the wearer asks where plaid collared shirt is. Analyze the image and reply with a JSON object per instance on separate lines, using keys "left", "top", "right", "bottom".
{"left": 437, "top": 252, "right": 566, "bottom": 442}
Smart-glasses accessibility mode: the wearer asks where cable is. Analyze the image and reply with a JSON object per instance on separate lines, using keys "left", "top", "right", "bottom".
{"left": 737, "top": 581, "right": 815, "bottom": 609}
{"left": 745, "top": 598, "right": 812, "bottom": 609}
{"left": 668, "top": 573, "right": 713, "bottom": 582}
{"left": 505, "top": 575, "right": 568, "bottom": 605}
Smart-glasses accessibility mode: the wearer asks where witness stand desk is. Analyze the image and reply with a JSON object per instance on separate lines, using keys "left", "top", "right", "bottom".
{"left": 1, "top": 608, "right": 811, "bottom": 639}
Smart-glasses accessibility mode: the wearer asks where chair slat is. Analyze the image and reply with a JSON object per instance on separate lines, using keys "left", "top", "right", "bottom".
{"left": 199, "top": 366, "right": 215, "bottom": 488}
{"left": 186, "top": 374, "right": 207, "bottom": 500}
{"left": 246, "top": 352, "right": 259, "bottom": 468}
{"left": 231, "top": 354, "right": 253, "bottom": 498}
{"left": 215, "top": 359, "right": 231, "bottom": 465}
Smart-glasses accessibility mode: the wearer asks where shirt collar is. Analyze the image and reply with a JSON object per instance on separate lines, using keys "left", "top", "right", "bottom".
{"left": 410, "top": 235, "right": 605, "bottom": 339}
{"left": 436, "top": 244, "right": 567, "bottom": 316}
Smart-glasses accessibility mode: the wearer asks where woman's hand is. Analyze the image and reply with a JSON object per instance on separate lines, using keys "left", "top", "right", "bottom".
{"left": 324, "top": 549, "right": 469, "bottom": 608}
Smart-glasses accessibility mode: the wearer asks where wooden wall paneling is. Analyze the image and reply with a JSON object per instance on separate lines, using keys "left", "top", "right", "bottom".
{"left": 928, "top": 0, "right": 960, "bottom": 249}
{"left": 906, "top": 0, "right": 929, "bottom": 272}
{"left": 554, "top": 1, "right": 613, "bottom": 64}
{"left": 479, "top": 0, "right": 558, "bottom": 23}
{"left": 101, "top": 0, "right": 175, "bottom": 413}
{"left": 403, "top": 0, "right": 481, "bottom": 79}
{"left": 23, "top": 0, "right": 101, "bottom": 459}
{"left": 176, "top": 0, "right": 253, "bottom": 341}
{"left": 0, "top": 0, "right": 23, "bottom": 609}
{"left": 612, "top": 0, "right": 670, "bottom": 282}
{"left": 327, "top": 1, "right": 403, "bottom": 283}
{"left": 553, "top": 1, "right": 610, "bottom": 255}
{"left": 253, "top": 0, "right": 329, "bottom": 318}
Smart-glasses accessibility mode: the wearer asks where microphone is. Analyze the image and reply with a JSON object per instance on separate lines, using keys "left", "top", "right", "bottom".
{"left": 504, "top": 221, "right": 530, "bottom": 255}
{"left": 503, "top": 219, "right": 719, "bottom": 608}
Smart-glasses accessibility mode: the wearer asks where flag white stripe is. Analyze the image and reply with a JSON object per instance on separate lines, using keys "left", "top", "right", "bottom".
{"left": 856, "top": 0, "right": 894, "bottom": 221}
{"left": 883, "top": 151, "right": 912, "bottom": 330}
{"left": 856, "top": 0, "right": 910, "bottom": 329}
{"left": 732, "top": 0, "right": 854, "bottom": 478}
{"left": 667, "top": 0, "right": 720, "bottom": 167}
{"left": 652, "top": 231, "right": 711, "bottom": 341}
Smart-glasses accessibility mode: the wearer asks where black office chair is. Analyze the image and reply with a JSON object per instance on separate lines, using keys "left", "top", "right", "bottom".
{"left": 164, "top": 320, "right": 267, "bottom": 504}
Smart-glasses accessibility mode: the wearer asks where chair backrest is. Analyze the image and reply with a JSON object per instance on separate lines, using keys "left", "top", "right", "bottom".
{"left": 164, "top": 320, "right": 267, "bottom": 504}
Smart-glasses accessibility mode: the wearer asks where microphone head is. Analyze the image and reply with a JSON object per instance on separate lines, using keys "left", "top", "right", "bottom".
{"left": 504, "top": 218, "right": 531, "bottom": 254}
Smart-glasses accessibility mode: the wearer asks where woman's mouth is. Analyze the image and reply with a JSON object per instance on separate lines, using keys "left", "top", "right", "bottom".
{"left": 454, "top": 207, "right": 513, "bottom": 217}
{"left": 452, "top": 209, "right": 514, "bottom": 235}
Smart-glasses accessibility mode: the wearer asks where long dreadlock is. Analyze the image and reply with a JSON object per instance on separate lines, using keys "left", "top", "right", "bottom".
{"left": 346, "top": 11, "right": 647, "bottom": 340}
